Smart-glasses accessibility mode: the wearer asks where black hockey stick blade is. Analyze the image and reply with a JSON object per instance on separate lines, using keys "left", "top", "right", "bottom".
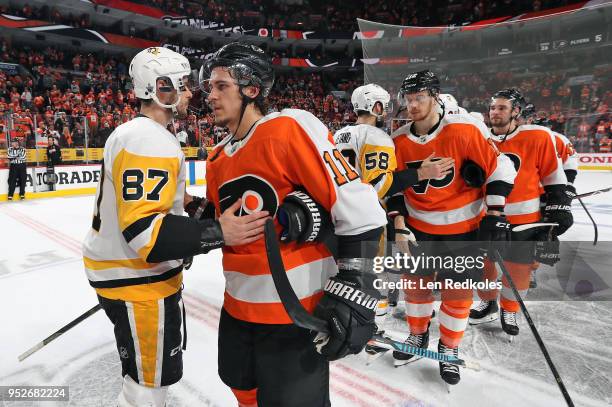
{"left": 264, "top": 219, "right": 330, "bottom": 334}
{"left": 18, "top": 304, "right": 102, "bottom": 362}
{"left": 574, "top": 186, "right": 612, "bottom": 200}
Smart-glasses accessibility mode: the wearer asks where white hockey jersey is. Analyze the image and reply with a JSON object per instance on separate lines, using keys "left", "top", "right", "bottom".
{"left": 334, "top": 124, "right": 397, "bottom": 199}
{"left": 82, "top": 116, "right": 186, "bottom": 301}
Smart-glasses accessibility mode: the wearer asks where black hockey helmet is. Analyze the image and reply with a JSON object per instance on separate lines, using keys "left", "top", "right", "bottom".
{"left": 199, "top": 42, "right": 274, "bottom": 98}
{"left": 532, "top": 117, "right": 551, "bottom": 127}
{"left": 491, "top": 88, "right": 526, "bottom": 112}
{"left": 520, "top": 102, "right": 536, "bottom": 120}
{"left": 399, "top": 70, "right": 440, "bottom": 97}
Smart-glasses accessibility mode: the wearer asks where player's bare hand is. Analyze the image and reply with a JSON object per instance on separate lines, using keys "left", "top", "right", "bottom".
{"left": 394, "top": 216, "right": 417, "bottom": 256}
{"left": 219, "top": 198, "right": 270, "bottom": 246}
{"left": 418, "top": 152, "right": 454, "bottom": 180}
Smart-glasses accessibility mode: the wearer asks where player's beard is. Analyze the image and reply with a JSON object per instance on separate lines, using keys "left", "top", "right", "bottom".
{"left": 491, "top": 116, "right": 512, "bottom": 132}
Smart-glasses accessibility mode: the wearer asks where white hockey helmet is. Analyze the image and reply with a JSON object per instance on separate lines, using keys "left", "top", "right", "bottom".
{"left": 129, "top": 46, "right": 192, "bottom": 110}
{"left": 438, "top": 93, "right": 467, "bottom": 115}
{"left": 351, "top": 83, "right": 391, "bottom": 116}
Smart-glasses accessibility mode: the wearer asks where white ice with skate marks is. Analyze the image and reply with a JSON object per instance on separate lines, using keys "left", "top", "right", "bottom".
{"left": 0, "top": 171, "right": 610, "bottom": 406}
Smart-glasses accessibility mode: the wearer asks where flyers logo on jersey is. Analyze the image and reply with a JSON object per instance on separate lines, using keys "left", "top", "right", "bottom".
{"left": 406, "top": 158, "right": 455, "bottom": 194}
{"left": 219, "top": 174, "right": 279, "bottom": 216}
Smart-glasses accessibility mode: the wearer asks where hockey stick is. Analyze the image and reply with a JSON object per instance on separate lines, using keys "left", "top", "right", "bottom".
{"left": 573, "top": 194, "right": 598, "bottom": 245}
{"left": 491, "top": 250, "right": 574, "bottom": 407}
{"left": 264, "top": 219, "right": 330, "bottom": 334}
{"left": 18, "top": 304, "right": 102, "bottom": 362}
{"left": 573, "top": 186, "right": 612, "bottom": 200}
{"left": 368, "top": 334, "right": 481, "bottom": 371}
{"left": 264, "top": 219, "right": 480, "bottom": 368}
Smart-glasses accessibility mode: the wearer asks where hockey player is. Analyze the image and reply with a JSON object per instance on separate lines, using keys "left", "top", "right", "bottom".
{"left": 334, "top": 83, "right": 454, "bottom": 349}
{"left": 199, "top": 42, "right": 387, "bottom": 406}
{"left": 532, "top": 117, "right": 578, "bottom": 194}
{"left": 390, "top": 70, "right": 516, "bottom": 385}
{"left": 469, "top": 89, "right": 573, "bottom": 338}
{"left": 82, "top": 47, "right": 269, "bottom": 407}
{"left": 438, "top": 93, "right": 468, "bottom": 116}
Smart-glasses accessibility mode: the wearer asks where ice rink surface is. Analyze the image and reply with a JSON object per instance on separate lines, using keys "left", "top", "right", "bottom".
{"left": 1, "top": 170, "right": 611, "bottom": 406}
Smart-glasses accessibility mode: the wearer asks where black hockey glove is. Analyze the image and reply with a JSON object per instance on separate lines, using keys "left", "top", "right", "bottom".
{"left": 185, "top": 196, "right": 215, "bottom": 220}
{"left": 566, "top": 184, "right": 577, "bottom": 197}
{"left": 385, "top": 194, "right": 408, "bottom": 218}
{"left": 478, "top": 214, "right": 511, "bottom": 253}
{"left": 278, "top": 190, "right": 332, "bottom": 243}
{"left": 534, "top": 230, "right": 560, "bottom": 266}
{"left": 542, "top": 187, "right": 573, "bottom": 236}
{"left": 182, "top": 196, "right": 218, "bottom": 268}
{"left": 312, "top": 263, "right": 381, "bottom": 361}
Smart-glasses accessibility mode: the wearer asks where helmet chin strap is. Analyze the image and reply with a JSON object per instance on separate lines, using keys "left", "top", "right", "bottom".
{"left": 151, "top": 93, "right": 181, "bottom": 118}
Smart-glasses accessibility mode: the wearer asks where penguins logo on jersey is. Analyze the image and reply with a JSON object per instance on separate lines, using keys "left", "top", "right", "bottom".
{"left": 218, "top": 174, "right": 279, "bottom": 216}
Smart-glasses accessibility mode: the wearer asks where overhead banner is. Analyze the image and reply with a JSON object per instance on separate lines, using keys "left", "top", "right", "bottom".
{"left": 0, "top": 14, "right": 159, "bottom": 49}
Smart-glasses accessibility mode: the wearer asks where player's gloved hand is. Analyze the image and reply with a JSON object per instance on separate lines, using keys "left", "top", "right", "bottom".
{"left": 478, "top": 214, "right": 510, "bottom": 253}
{"left": 312, "top": 263, "right": 381, "bottom": 361}
{"left": 278, "top": 190, "right": 332, "bottom": 243}
{"left": 565, "top": 184, "right": 577, "bottom": 198}
{"left": 542, "top": 188, "right": 573, "bottom": 236}
{"left": 534, "top": 230, "right": 560, "bottom": 266}
{"left": 185, "top": 196, "right": 215, "bottom": 219}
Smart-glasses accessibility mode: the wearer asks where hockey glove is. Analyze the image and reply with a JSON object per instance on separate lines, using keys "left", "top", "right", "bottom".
{"left": 278, "top": 190, "right": 332, "bottom": 243}
{"left": 534, "top": 230, "right": 560, "bottom": 266}
{"left": 566, "top": 184, "right": 577, "bottom": 197}
{"left": 478, "top": 214, "right": 510, "bottom": 253}
{"left": 185, "top": 196, "right": 215, "bottom": 220}
{"left": 542, "top": 187, "right": 573, "bottom": 236}
{"left": 385, "top": 194, "right": 408, "bottom": 218}
{"left": 313, "top": 263, "right": 382, "bottom": 361}
{"left": 183, "top": 197, "right": 217, "bottom": 267}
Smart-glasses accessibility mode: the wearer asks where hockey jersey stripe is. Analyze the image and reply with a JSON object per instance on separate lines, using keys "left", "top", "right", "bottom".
{"left": 223, "top": 291, "right": 325, "bottom": 325}
{"left": 84, "top": 256, "right": 163, "bottom": 271}
{"left": 89, "top": 265, "right": 183, "bottom": 288}
{"left": 406, "top": 301, "right": 436, "bottom": 317}
{"left": 123, "top": 213, "right": 159, "bottom": 243}
{"left": 94, "top": 273, "right": 182, "bottom": 301}
{"left": 504, "top": 197, "right": 540, "bottom": 216}
{"left": 223, "top": 257, "right": 336, "bottom": 303}
{"left": 85, "top": 259, "right": 181, "bottom": 280}
{"left": 405, "top": 197, "right": 484, "bottom": 226}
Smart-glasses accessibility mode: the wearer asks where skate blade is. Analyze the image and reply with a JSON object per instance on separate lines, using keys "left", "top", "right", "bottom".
{"left": 393, "top": 356, "right": 423, "bottom": 367}
{"left": 468, "top": 313, "right": 499, "bottom": 325}
{"left": 507, "top": 335, "right": 515, "bottom": 343}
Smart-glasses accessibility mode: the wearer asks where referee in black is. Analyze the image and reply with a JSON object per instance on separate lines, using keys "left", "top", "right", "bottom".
{"left": 7, "top": 138, "right": 27, "bottom": 200}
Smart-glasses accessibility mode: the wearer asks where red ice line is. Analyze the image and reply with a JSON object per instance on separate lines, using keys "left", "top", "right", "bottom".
{"left": 0, "top": 206, "right": 82, "bottom": 254}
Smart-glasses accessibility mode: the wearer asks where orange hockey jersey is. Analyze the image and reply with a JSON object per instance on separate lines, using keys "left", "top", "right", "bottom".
{"left": 392, "top": 114, "right": 516, "bottom": 234}
{"left": 206, "top": 109, "right": 386, "bottom": 324}
{"left": 490, "top": 125, "right": 567, "bottom": 225}
{"left": 554, "top": 131, "right": 578, "bottom": 184}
